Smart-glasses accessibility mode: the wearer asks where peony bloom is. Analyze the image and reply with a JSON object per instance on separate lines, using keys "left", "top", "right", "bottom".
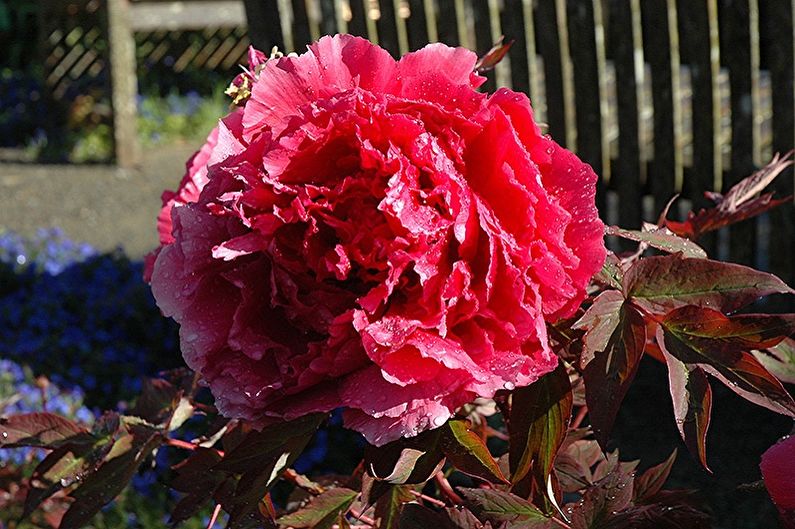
{"left": 762, "top": 434, "right": 795, "bottom": 528}
{"left": 149, "top": 35, "right": 605, "bottom": 446}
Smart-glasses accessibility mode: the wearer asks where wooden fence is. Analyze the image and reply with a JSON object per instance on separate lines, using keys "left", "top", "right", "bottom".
{"left": 47, "top": 0, "right": 792, "bottom": 289}
{"left": 244, "top": 0, "right": 794, "bottom": 293}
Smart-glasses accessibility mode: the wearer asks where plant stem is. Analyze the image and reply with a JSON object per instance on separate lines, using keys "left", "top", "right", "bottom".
{"left": 435, "top": 471, "right": 464, "bottom": 504}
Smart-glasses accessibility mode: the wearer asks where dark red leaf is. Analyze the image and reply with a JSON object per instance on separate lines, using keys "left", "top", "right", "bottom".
{"left": 0, "top": 413, "right": 92, "bottom": 449}
{"left": 474, "top": 37, "right": 514, "bottom": 73}
{"left": 130, "top": 377, "right": 181, "bottom": 425}
{"left": 59, "top": 426, "right": 162, "bottom": 529}
{"left": 658, "top": 328, "right": 714, "bottom": 470}
{"left": 633, "top": 450, "right": 678, "bottom": 503}
{"left": 665, "top": 152, "right": 793, "bottom": 239}
{"left": 399, "top": 504, "right": 457, "bottom": 529}
{"left": 583, "top": 303, "right": 647, "bottom": 450}
{"left": 214, "top": 413, "right": 324, "bottom": 474}
{"left": 365, "top": 428, "right": 445, "bottom": 486}
{"left": 569, "top": 458, "right": 635, "bottom": 529}
{"left": 663, "top": 306, "right": 795, "bottom": 352}
{"left": 574, "top": 290, "right": 624, "bottom": 368}
{"left": 624, "top": 255, "right": 794, "bottom": 314}
{"left": 660, "top": 306, "right": 795, "bottom": 417}
{"left": 554, "top": 436, "right": 603, "bottom": 493}
{"left": 508, "top": 362, "right": 572, "bottom": 510}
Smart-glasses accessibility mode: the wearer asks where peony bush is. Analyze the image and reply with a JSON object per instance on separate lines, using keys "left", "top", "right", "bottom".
{"left": 3, "top": 36, "right": 795, "bottom": 529}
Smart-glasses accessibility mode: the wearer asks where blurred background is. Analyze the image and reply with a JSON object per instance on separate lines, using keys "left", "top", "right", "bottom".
{"left": 0, "top": 1, "right": 793, "bottom": 528}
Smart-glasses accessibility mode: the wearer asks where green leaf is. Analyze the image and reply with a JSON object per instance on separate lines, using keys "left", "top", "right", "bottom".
{"left": 573, "top": 290, "right": 625, "bottom": 368}
{"left": 459, "top": 488, "right": 552, "bottom": 528}
{"left": 633, "top": 450, "right": 678, "bottom": 503}
{"left": 623, "top": 255, "right": 794, "bottom": 314}
{"left": 754, "top": 337, "right": 795, "bottom": 384}
{"left": 277, "top": 487, "right": 358, "bottom": 529}
{"left": 594, "top": 253, "right": 624, "bottom": 289}
{"left": 660, "top": 306, "right": 795, "bottom": 417}
{"left": 0, "top": 413, "right": 93, "bottom": 448}
{"left": 605, "top": 225, "right": 707, "bottom": 258}
{"left": 508, "top": 362, "right": 572, "bottom": 509}
{"left": 441, "top": 419, "right": 508, "bottom": 484}
{"left": 583, "top": 303, "right": 646, "bottom": 450}
{"left": 374, "top": 486, "right": 414, "bottom": 529}
{"left": 22, "top": 442, "right": 96, "bottom": 519}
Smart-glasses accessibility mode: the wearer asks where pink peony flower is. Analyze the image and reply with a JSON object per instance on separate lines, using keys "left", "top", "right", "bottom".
{"left": 762, "top": 434, "right": 795, "bottom": 528}
{"left": 149, "top": 35, "right": 605, "bottom": 446}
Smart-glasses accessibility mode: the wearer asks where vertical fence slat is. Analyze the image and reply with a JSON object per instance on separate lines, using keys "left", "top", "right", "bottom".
{"left": 488, "top": 0, "right": 511, "bottom": 88}
{"left": 502, "top": 0, "right": 529, "bottom": 94}
{"left": 721, "top": 0, "right": 756, "bottom": 267}
{"left": 290, "top": 0, "right": 313, "bottom": 50}
{"left": 592, "top": 0, "right": 611, "bottom": 185}
{"left": 568, "top": 0, "right": 606, "bottom": 213}
{"left": 318, "top": 0, "right": 338, "bottom": 35}
{"left": 677, "top": 1, "right": 715, "bottom": 207}
{"left": 760, "top": 0, "right": 795, "bottom": 295}
{"left": 276, "top": 0, "right": 296, "bottom": 51}
{"left": 375, "top": 0, "right": 400, "bottom": 55}
{"left": 471, "top": 0, "right": 495, "bottom": 92}
{"left": 107, "top": 0, "right": 139, "bottom": 168}
{"left": 305, "top": 0, "right": 322, "bottom": 42}
{"left": 334, "top": 0, "right": 350, "bottom": 34}
{"left": 423, "top": 0, "right": 438, "bottom": 42}
{"left": 642, "top": 0, "right": 677, "bottom": 210}
{"left": 436, "top": 0, "right": 459, "bottom": 45}
{"left": 556, "top": 0, "right": 577, "bottom": 151}
{"left": 521, "top": 0, "right": 543, "bottom": 124}
{"left": 394, "top": 0, "right": 410, "bottom": 54}
{"left": 364, "top": 0, "right": 380, "bottom": 43}
{"left": 243, "top": 0, "right": 285, "bottom": 51}
{"left": 406, "top": 0, "right": 429, "bottom": 49}
{"left": 608, "top": 0, "right": 643, "bottom": 230}
{"left": 347, "top": 0, "right": 368, "bottom": 37}
{"left": 536, "top": 0, "right": 565, "bottom": 144}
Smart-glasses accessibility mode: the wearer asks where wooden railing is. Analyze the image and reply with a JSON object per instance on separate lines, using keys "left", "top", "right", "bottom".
{"left": 93, "top": 0, "right": 795, "bottom": 289}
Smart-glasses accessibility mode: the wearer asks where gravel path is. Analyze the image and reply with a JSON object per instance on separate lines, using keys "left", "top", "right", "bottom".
{"left": 0, "top": 144, "right": 198, "bottom": 259}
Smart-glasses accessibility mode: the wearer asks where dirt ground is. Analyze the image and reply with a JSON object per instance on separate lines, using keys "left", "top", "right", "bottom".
{"left": 0, "top": 144, "right": 198, "bottom": 258}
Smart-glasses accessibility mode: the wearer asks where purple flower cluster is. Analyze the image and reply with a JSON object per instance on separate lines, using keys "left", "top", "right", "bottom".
{"left": 0, "top": 230, "right": 181, "bottom": 407}
{"left": 0, "top": 228, "right": 95, "bottom": 275}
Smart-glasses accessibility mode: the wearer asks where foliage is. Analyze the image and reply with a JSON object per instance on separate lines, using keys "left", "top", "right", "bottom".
{"left": 1, "top": 149, "right": 793, "bottom": 528}
{"left": 136, "top": 90, "right": 228, "bottom": 148}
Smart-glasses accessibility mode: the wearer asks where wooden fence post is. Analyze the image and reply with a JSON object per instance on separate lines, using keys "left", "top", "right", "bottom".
{"left": 107, "top": 0, "right": 140, "bottom": 168}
